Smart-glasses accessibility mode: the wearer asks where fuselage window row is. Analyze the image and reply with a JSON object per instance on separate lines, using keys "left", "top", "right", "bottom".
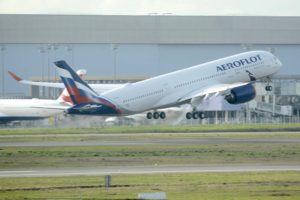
{"left": 123, "top": 89, "right": 164, "bottom": 103}
{"left": 174, "top": 72, "right": 226, "bottom": 89}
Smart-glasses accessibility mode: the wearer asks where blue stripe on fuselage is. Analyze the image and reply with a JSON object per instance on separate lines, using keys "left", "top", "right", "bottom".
{"left": 66, "top": 103, "right": 121, "bottom": 116}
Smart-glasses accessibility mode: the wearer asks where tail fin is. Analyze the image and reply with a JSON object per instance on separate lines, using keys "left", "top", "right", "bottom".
{"left": 55, "top": 60, "right": 98, "bottom": 105}
{"left": 54, "top": 60, "right": 121, "bottom": 115}
{"left": 57, "top": 69, "right": 87, "bottom": 104}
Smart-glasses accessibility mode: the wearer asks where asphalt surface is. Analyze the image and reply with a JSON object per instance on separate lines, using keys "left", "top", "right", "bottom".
{"left": 1, "top": 138, "right": 299, "bottom": 147}
{"left": 0, "top": 132, "right": 299, "bottom": 178}
{"left": 0, "top": 164, "right": 299, "bottom": 178}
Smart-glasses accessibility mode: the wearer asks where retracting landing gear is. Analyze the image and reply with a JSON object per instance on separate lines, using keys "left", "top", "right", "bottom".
{"left": 264, "top": 76, "right": 273, "bottom": 92}
{"left": 186, "top": 111, "right": 205, "bottom": 120}
{"left": 265, "top": 85, "right": 272, "bottom": 91}
{"left": 146, "top": 111, "right": 166, "bottom": 119}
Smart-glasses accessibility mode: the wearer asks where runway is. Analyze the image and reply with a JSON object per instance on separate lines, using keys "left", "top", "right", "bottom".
{"left": 0, "top": 164, "right": 299, "bottom": 177}
{"left": 1, "top": 138, "right": 299, "bottom": 147}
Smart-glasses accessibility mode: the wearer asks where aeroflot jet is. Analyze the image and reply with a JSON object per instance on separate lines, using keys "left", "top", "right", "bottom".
{"left": 55, "top": 50, "right": 282, "bottom": 120}
{"left": 0, "top": 70, "right": 86, "bottom": 123}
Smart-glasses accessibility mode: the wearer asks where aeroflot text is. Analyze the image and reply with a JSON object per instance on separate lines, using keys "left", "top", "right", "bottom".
{"left": 216, "top": 55, "right": 262, "bottom": 72}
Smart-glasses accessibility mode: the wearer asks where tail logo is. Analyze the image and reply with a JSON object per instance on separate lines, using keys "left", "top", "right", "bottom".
{"left": 55, "top": 60, "right": 121, "bottom": 115}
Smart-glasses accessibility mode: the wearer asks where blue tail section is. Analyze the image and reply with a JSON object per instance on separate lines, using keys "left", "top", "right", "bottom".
{"left": 54, "top": 60, "right": 122, "bottom": 116}
{"left": 54, "top": 60, "right": 98, "bottom": 104}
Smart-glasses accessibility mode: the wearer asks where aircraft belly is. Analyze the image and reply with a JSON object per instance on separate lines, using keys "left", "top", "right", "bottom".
{"left": 126, "top": 97, "right": 160, "bottom": 113}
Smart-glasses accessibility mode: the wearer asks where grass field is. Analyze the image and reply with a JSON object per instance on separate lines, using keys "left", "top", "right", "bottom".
{"left": 0, "top": 171, "right": 299, "bottom": 199}
{"left": 0, "top": 126, "right": 299, "bottom": 199}
{"left": 0, "top": 132, "right": 299, "bottom": 169}
{"left": 1, "top": 131, "right": 300, "bottom": 142}
{"left": 2, "top": 123, "right": 300, "bottom": 135}
{"left": 0, "top": 143, "right": 299, "bottom": 169}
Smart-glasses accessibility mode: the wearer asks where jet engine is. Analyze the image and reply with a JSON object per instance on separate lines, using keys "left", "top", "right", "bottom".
{"left": 225, "top": 84, "right": 256, "bottom": 104}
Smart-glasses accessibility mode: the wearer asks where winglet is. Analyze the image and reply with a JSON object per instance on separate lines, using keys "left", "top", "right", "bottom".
{"left": 8, "top": 71, "right": 22, "bottom": 81}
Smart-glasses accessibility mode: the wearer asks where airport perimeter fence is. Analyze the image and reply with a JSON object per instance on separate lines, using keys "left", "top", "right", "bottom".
{"left": 3, "top": 115, "right": 300, "bottom": 129}
{"left": 55, "top": 115, "right": 300, "bottom": 127}
{"left": 182, "top": 116, "right": 300, "bottom": 125}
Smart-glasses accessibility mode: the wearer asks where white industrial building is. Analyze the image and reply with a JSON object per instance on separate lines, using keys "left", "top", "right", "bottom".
{"left": 0, "top": 14, "right": 300, "bottom": 124}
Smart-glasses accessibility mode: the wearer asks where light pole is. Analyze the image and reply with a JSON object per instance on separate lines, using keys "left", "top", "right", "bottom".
{"left": 38, "top": 47, "right": 45, "bottom": 81}
{"left": 38, "top": 46, "right": 46, "bottom": 98}
{"left": 111, "top": 44, "right": 118, "bottom": 83}
{"left": 268, "top": 47, "right": 276, "bottom": 118}
{"left": 53, "top": 44, "right": 59, "bottom": 97}
{"left": 1, "top": 45, "right": 6, "bottom": 97}
{"left": 53, "top": 44, "right": 58, "bottom": 80}
{"left": 46, "top": 44, "right": 51, "bottom": 82}
{"left": 66, "top": 45, "right": 73, "bottom": 67}
{"left": 46, "top": 44, "right": 52, "bottom": 98}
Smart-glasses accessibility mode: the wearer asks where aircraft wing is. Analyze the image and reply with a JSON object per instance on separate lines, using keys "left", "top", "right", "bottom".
{"left": 8, "top": 71, "right": 66, "bottom": 88}
{"left": 29, "top": 105, "right": 69, "bottom": 110}
{"left": 8, "top": 71, "right": 126, "bottom": 93}
{"left": 177, "top": 82, "right": 249, "bottom": 105}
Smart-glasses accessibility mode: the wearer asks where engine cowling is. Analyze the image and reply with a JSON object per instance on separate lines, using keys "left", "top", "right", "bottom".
{"left": 225, "top": 84, "right": 256, "bottom": 104}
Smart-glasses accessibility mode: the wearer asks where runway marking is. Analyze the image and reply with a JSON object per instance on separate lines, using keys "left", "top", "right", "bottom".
{"left": 0, "top": 171, "right": 37, "bottom": 173}
{"left": 0, "top": 138, "right": 299, "bottom": 147}
{"left": 0, "top": 164, "right": 299, "bottom": 177}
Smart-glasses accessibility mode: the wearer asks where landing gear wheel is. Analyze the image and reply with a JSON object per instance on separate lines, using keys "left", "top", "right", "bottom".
{"left": 265, "top": 85, "right": 272, "bottom": 91}
{"left": 159, "top": 112, "right": 166, "bottom": 119}
{"left": 186, "top": 112, "right": 192, "bottom": 119}
{"left": 186, "top": 111, "right": 205, "bottom": 120}
{"left": 199, "top": 112, "right": 205, "bottom": 119}
{"left": 153, "top": 112, "right": 160, "bottom": 119}
{"left": 146, "top": 112, "right": 153, "bottom": 119}
{"left": 63, "top": 111, "right": 68, "bottom": 117}
{"left": 192, "top": 112, "right": 199, "bottom": 119}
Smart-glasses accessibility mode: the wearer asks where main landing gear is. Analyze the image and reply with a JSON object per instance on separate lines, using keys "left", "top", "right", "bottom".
{"left": 185, "top": 111, "right": 205, "bottom": 120}
{"left": 146, "top": 111, "right": 166, "bottom": 119}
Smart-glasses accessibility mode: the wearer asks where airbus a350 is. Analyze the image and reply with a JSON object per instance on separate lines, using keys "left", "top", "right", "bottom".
{"left": 54, "top": 50, "right": 282, "bottom": 119}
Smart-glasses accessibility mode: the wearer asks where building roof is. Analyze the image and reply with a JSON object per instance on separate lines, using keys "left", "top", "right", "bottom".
{"left": 0, "top": 14, "right": 300, "bottom": 44}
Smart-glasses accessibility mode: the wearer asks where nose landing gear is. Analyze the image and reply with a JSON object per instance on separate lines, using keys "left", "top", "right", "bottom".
{"left": 265, "top": 85, "right": 272, "bottom": 91}
{"left": 263, "top": 76, "right": 273, "bottom": 92}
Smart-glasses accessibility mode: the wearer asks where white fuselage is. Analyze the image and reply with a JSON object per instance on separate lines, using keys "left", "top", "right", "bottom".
{"left": 0, "top": 99, "right": 68, "bottom": 122}
{"left": 101, "top": 51, "right": 282, "bottom": 115}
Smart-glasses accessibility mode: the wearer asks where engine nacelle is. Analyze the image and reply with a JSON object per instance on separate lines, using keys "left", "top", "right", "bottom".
{"left": 225, "top": 84, "right": 256, "bottom": 104}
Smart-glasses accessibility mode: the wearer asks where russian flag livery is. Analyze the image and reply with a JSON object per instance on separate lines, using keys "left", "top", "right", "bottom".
{"left": 55, "top": 61, "right": 122, "bottom": 115}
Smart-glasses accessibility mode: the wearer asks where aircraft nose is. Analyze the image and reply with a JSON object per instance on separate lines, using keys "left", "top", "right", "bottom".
{"left": 272, "top": 55, "right": 282, "bottom": 70}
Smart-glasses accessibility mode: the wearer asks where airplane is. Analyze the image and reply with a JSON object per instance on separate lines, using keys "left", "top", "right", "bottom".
{"left": 54, "top": 50, "right": 282, "bottom": 120}
{"left": 0, "top": 69, "right": 86, "bottom": 124}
